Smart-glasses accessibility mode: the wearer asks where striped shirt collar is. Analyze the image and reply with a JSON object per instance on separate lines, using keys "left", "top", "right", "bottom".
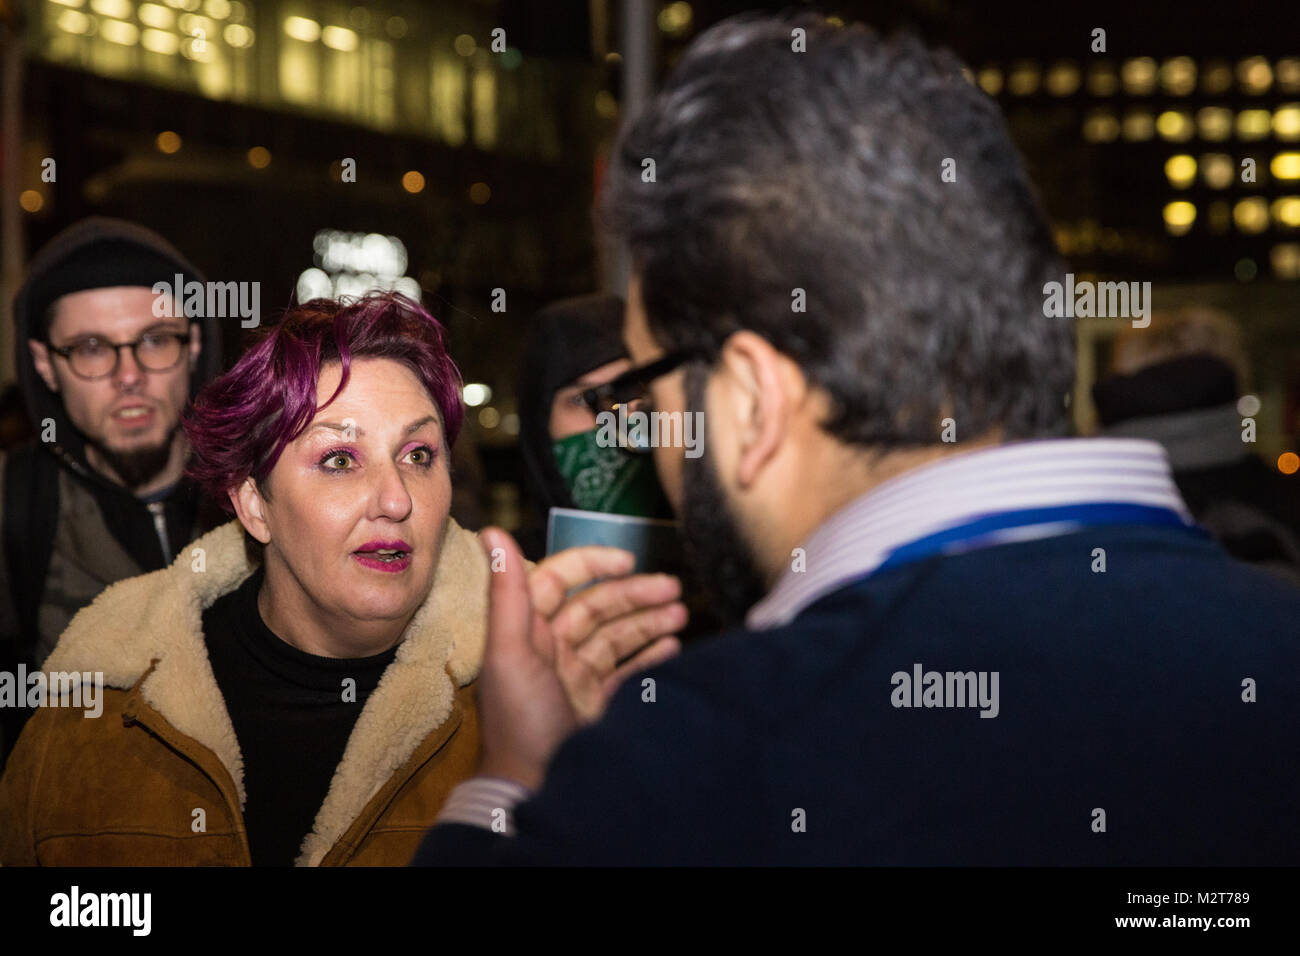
{"left": 745, "top": 437, "right": 1193, "bottom": 631}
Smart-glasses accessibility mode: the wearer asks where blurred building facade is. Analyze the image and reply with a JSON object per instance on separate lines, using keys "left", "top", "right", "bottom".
{"left": 4, "top": 0, "right": 1297, "bottom": 525}
{"left": 5, "top": 0, "right": 628, "bottom": 527}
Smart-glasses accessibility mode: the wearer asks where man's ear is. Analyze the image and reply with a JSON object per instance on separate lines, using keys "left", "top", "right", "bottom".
{"left": 717, "top": 330, "right": 802, "bottom": 489}
{"left": 229, "top": 477, "right": 272, "bottom": 545}
{"left": 28, "top": 339, "right": 59, "bottom": 394}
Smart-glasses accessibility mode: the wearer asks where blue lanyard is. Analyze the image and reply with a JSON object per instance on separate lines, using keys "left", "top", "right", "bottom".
{"left": 877, "top": 502, "right": 1205, "bottom": 572}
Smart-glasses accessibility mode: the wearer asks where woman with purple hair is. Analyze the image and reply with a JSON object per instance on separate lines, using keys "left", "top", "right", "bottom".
{"left": 0, "top": 292, "right": 684, "bottom": 866}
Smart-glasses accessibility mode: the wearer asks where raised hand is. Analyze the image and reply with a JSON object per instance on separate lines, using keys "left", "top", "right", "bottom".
{"left": 475, "top": 527, "right": 684, "bottom": 790}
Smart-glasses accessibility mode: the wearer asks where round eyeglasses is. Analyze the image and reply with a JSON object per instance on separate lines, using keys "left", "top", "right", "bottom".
{"left": 48, "top": 331, "right": 189, "bottom": 381}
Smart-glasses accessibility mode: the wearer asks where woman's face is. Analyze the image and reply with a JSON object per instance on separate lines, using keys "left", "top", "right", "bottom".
{"left": 239, "top": 357, "right": 451, "bottom": 636}
{"left": 548, "top": 357, "right": 631, "bottom": 440}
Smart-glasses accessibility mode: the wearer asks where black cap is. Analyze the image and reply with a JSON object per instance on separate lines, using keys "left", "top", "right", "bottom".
{"left": 1092, "top": 353, "right": 1239, "bottom": 427}
{"left": 25, "top": 239, "right": 198, "bottom": 336}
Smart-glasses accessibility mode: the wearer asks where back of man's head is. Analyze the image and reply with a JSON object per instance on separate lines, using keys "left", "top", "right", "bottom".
{"left": 601, "top": 13, "right": 1072, "bottom": 450}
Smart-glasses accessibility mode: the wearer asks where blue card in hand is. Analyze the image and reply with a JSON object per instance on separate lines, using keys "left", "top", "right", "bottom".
{"left": 545, "top": 507, "right": 683, "bottom": 576}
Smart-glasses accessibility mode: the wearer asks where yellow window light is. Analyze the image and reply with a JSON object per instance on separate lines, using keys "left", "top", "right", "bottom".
{"left": 1270, "top": 244, "right": 1300, "bottom": 279}
{"left": 1233, "top": 197, "right": 1269, "bottom": 233}
{"left": 1122, "top": 112, "right": 1155, "bottom": 141}
{"left": 141, "top": 28, "right": 179, "bottom": 54}
{"left": 1236, "top": 109, "right": 1272, "bottom": 140}
{"left": 1273, "top": 105, "right": 1300, "bottom": 141}
{"left": 1201, "top": 153, "right": 1235, "bottom": 189}
{"left": 1238, "top": 56, "right": 1272, "bottom": 94}
{"left": 56, "top": 9, "right": 91, "bottom": 33}
{"left": 1196, "top": 107, "right": 1233, "bottom": 141}
{"left": 1164, "top": 155, "right": 1197, "bottom": 188}
{"left": 100, "top": 19, "right": 139, "bottom": 45}
{"left": 1163, "top": 201, "right": 1197, "bottom": 235}
{"left": 90, "top": 0, "right": 131, "bottom": 17}
{"left": 1272, "top": 152, "right": 1300, "bottom": 180}
{"left": 223, "top": 23, "right": 253, "bottom": 48}
{"left": 1083, "top": 111, "right": 1120, "bottom": 143}
{"left": 658, "top": 1, "right": 693, "bottom": 36}
{"left": 1156, "top": 111, "right": 1194, "bottom": 142}
{"left": 139, "top": 3, "right": 174, "bottom": 28}
{"left": 1277, "top": 58, "right": 1300, "bottom": 93}
{"left": 1121, "top": 57, "right": 1157, "bottom": 95}
{"left": 977, "top": 67, "right": 1002, "bottom": 97}
{"left": 1086, "top": 64, "right": 1119, "bottom": 96}
{"left": 284, "top": 16, "right": 320, "bottom": 42}
{"left": 321, "top": 26, "right": 358, "bottom": 52}
{"left": 1046, "top": 62, "right": 1080, "bottom": 96}
{"left": 1271, "top": 197, "right": 1300, "bottom": 227}
{"left": 1159, "top": 57, "right": 1196, "bottom": 95}
{"left": 1007, "top": 61, "right": 1040, "bottom": 96}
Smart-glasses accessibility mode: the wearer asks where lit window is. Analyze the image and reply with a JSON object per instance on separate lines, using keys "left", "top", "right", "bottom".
{"left": 1156, "top": 111, "right": 1193, "bottom": 142}
{"left": 1196, "top": 107, "right": 1233, "bottom": 142}
{"left": 1046, "top": 62, "right": 1080, "bottom": 96}
{"left": 1238, "top": 56, "right": 1272, "bottom": 94}
{"left": 1201, "top": 153, "right": 1234, "bottom": 189}
{"left": 1083, "top": 111, "right": 1120, "bottom": 143}
{"left": 1236, "top": 109, "right": 1272, "bottom": 140}
{"left": 1271, "top": 153, "right": 1300, "bottom": 180}
{"left": 1163, "top": 201, "right": 1196, "bottom": 235}
{"left": 1122, "top": 111, "right": 1154, "bottom": 141}
{"left": 977, "top": 67, "right": 1002, "bottom": 97}
{"left": 1007, "top": 61, "right": 1040, "bottom": 96}
{"left": 284, "top": 16, "right": 320, "bottom": 43}
{"left": 1121, "top": 57, "right": 1157, "bottom": 95}
{"left": 1233, "top": 197, "right": 1269, "bottom": 233}
{"left": 1159, "top": 57, "right": 1196, "bottom": 95}
{"left": 1273, "top": 106, "right": 1300, "bottom": 141}
{"left": 1164, "top": 155, "right": 1197, "bottom": 189}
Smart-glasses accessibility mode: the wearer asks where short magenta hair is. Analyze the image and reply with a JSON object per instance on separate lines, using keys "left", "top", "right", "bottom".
{"left": 185, "top": 292, "right": 464, "bottom": 512}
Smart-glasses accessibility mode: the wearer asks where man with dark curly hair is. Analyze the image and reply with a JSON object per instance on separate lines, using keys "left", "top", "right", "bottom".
{"left": 413, "top": 13, "right": 1300, "bottom": 865}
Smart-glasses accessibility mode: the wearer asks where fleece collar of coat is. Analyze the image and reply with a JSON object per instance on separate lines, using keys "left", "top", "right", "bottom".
{"left": 43, "top": 516, "right": 489, "bottom": 866}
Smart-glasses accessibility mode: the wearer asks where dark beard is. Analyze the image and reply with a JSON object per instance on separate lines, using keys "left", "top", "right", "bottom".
{"left": 678, "top": 369, "right": 769, "bottom": 630}
{"left": 90, "top": 438, "right": 176, "bottom": 491}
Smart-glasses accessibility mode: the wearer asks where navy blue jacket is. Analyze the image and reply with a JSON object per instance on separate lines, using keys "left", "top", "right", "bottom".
{"left": 413, "top": 524, "right": 1300, "bottom": 865}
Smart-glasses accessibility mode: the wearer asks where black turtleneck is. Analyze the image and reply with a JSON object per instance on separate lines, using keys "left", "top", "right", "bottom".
{"left": 201, "top": 568, "right": 398, "bottom": 866}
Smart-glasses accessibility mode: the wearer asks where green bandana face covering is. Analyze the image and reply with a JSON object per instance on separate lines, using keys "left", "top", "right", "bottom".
{"left": 551, "top": 428, "right": 674, "bottom": 518}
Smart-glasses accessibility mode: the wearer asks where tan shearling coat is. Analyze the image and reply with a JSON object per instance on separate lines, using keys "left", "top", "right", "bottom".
{"left": 0, "top": 517, "right": 490, "bottom": 866}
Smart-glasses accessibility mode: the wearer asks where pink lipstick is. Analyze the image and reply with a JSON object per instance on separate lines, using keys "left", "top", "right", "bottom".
{"left": 351, "top": 539, "right": 413, "bottom": 573}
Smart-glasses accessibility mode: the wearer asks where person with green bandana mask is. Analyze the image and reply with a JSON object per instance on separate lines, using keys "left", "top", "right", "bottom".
{"left": 515, "top": 295, "right": 674, "bottom": 562}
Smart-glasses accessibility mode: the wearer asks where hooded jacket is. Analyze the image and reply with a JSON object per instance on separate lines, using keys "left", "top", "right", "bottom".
{"left": 515, "top": 294, "right": 626, "bottom": 559}
{"left": 0, "top": 516, "right": 490, "bottom": 866}
{"left": 0, "top": 217, "right": 225, "bottom": 682}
